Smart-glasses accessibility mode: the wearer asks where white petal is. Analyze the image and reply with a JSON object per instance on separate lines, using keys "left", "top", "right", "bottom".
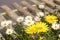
{"left": 34, "top": 16, "right": 41, "bottom": 21}
{"left": 51, "top": 23, "right": 60, "bottom": 30}
{"left": 6, "top": 29, "right": 14, "bottom": 35}
{"left": 8, "top": 20, "right": 12, "bottom": 24}
{"left": 24, "top": 20, "right": 35, "bottom": 26}
{"left": 25, "top": 16, "right": 32, "bottom": 20}
{"left": 36, "top": 12, "right": 44, "bottom": 17}
{"left": 23, "top": 7, "right": 27, "bottom": 9}
{"left": 1, "top": 20, "right": 12, "bottom": 27}
{"left": 1, "top": 21, "right": 10, "bottom": 27}
{"left": 32, "top": 4, "right": 36, "bottom": 7}
{"left": 39, "top": 4, "right": 45, "bottom": 9}
{"left": 17, "top": 16, "right": 24, "bottom": 22}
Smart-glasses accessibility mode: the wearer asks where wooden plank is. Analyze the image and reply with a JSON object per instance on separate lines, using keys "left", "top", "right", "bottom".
{"left": 21, "top": 1, "right": 40, "bottom": 13}
{"left": 0, "top": 14, "right": 6, "bottom": 22}
{"left": 0, "top": 33, "right": 5, "bottom": 40}
{"left": 13, "top": 2, "right": 33, "bottom": 17}
{"left": 44, "top": 7, "right": 54, "bottom": 13}
{"left": 42, "top": 0, "right": 56, "bottom": 8}
{"left": 30, "top": 0, "right": 54, "bottom": 13}
{"left": 30, "top": 0, "right": 41, "bottom": 5}
{"left": 54, "top": 0, "right": 60, "bottom": 4}
{"left": 0, "top": 5, "right": 19, "bottom": 21}
{"left": 42, "top": 0, "right": 60, "bottom": 9}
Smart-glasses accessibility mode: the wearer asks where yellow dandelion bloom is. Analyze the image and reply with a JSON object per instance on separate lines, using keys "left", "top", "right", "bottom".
{"left": 58, "top": 34, "right": 60, "bottom": 38}
{"left": 35, "top": 22, "right": 49, "bottom": 33}
{"left": 25, "top": 25, "right": 36, "bottom": 34}
{"left": 39, "top": 37, "right": 44, "bottom": 40}
{"left": 45, "top": 15, "right": 58, "bottom": 23}
{"left": 25, "top": 22, "right": 49, "bottom": 34}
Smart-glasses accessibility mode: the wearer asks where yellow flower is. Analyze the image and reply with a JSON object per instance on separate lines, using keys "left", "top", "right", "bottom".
{"left": 39, "top": 37, "right": 44, "bottom": 40}
{"left": 25, "top": 24, "right": 36, "bottom": 34}
{"left": 58, "top": 34, "right": 60, "bottom": 38}
{"left": 35, "top": 22, "right": 49, "bottom": 33}
{"left": 25, "top": 22, "right": 49, "bottom": 34}
{"left": 45, "top": 15, "right": 58, "bottom": 23}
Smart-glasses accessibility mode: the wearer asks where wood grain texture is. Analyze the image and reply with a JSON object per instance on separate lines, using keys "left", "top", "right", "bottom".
{"left": 13, "top": 2, "right": 34, "bottom": 17}
{"left": 0, "top": 5, "right": 19, "bottom": 21}
{"left": 30, "top": 0, "right": 54, "bottom": 13}
{"left": 0, "top": 14, "right": 6, "bottom": 22}
{"left": 21, "top": 1, "right": 40, "bottom": 13}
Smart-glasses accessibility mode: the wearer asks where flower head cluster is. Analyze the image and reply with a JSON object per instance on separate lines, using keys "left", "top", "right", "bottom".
{"left": 25, "top": 22, "right": 49, "bottom": 34}
{"left": 24, "top": 16, "right": 35, "bottom": 26}
{"left": 39, "top": 4, "right": 45, "bottom": 9}
{"left": 51, "top": 23, "right": 60, "bottom": 30}
{"left": 6, "top": 29, "right": 14, "bottom": 35}
{"left": 45, "top": 15, "right": 58, "bottom": 23}
{"left": 1, "top": 20, "right": 12, "bottom": 27}
{"left": 16, "top": 16, "right": 41, "bottom": 26}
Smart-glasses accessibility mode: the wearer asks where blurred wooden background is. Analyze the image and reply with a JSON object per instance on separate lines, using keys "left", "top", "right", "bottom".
{"left": 0, "top": 0, "right": 32, "bottom": 13}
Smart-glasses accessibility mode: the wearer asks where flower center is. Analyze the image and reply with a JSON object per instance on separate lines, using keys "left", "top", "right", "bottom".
{"left": 28, "top": 22, "right": 31, "bottom": 24}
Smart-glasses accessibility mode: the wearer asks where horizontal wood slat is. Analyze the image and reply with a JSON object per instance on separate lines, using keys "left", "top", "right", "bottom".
{"left": 30, "top": 0, "right": 54, "bottom": 13}
{"left": 21, "top": 1, "right": 40, "bottom": 13}
{"left": 0, "top": 14, "right": 6, "bottom": 22}
{"left": 0, "top": 0, "right": 60, "bottom": 22}
{"left": 13, "top": 2, "right": 33, "bottom": 17}
{"left": 0, "top": 5, "right": 19, "bottom": 21}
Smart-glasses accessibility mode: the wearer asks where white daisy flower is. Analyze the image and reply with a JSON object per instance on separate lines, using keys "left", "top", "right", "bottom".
{"left": 25, "top": 16, "right": 32, "bottom": 21}
{"left": 1, "top": 20, "right": 12, "bottom": 27}
{"left": 17, "top": 16, "right": 24, "bottom": 22}
{"left": 36, "top": 12, "right": 44, "bottom": 17}
{"left": 34, "top": 16, "right": 41, "bottom": 21}
{"left": 39, "top": 4, "right": 45, "bottom": 9}
{"left": 6, "top": 29, "right": 14, "bottom": 35}
{"left": 24, "top": 20, "right": 35, "bottom": 26}
{"left": 51, "top": 23, "right": 60, "bottom": 30}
